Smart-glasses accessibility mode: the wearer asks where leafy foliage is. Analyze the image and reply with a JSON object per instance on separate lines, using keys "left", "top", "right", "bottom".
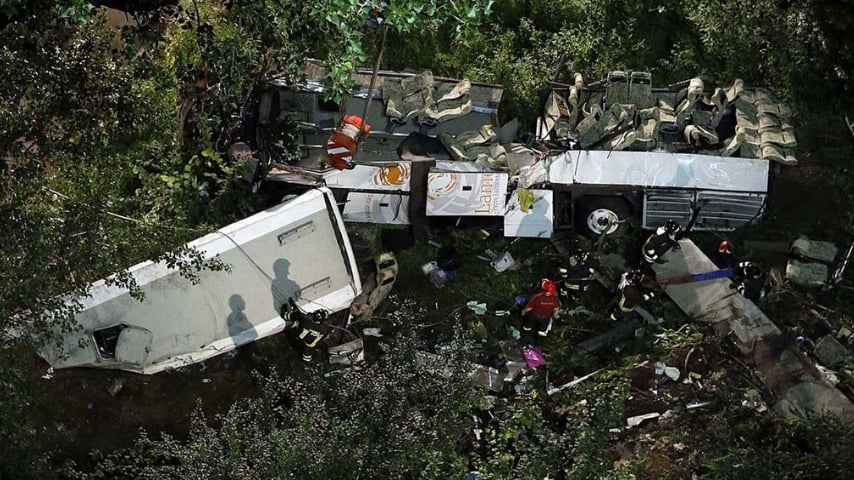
{"left": 700, "top": 414, "right": 854, "bottom": 479}
{"left": 3, "top": 0, "right": 854, "bottom": 478}
{"left": 68, "top": 335, "right": 481, "bottom": 479}
{"left": 472, "top": 375, "right": 629, "bottom": 479}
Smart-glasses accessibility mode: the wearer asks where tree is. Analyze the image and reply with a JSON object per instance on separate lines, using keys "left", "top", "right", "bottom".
{"left": 67, "top": 335, "right": 483, "bottom": 479}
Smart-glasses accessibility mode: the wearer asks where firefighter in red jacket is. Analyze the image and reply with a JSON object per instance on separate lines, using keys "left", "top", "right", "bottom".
{"left": 521, "top": 279, "right": 561, "bottom": 337}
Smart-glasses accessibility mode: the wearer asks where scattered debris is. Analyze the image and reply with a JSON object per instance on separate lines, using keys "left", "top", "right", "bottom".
{"left": 626, "top": 412, "right": 660, "bottom": 428}
{"left": 786, "top": 236, "right": 854, "bottom": 289}
{"left": 499, "top": 340, "right": 527, "bottom": 382}
{"left": 741, "top": 389, "right": 766, "bottom": 411}
{"left": 817, "top": 365, "right": 840, "bottom": 386}
{"left": 41, "top": 367, "right": 54, "bottom": 380}
{"left": 466, "top": 301, "right": 488, "bottom": 315}
{"left": 547, "top": 369, "right": 603, "bottom": 396}
{"left": 664, "top": 366, "right": 681, "bottom": 381}
{"left": 488, "top": 250, "right": 518, "bottom": 273}
{"left": 106, "top": 378, "right": 124, "bottom": 396}
{"left": 329, "top": 338, "right": 365, "bottom": 366}
{"left": 362, "top": 327, "right": 383, "bottom": 337}
{"left": 686, "top": 401, "right": 714, "bottom": 410}
{"left": 201, "top": 378, "right": 212, "bottom": 384}
{"left": 814, "top": 335, "right": 851, "bottom": 368}
{"left": 656, "top": 239, "right": 854, "bottom": 422}
{"left": 522, "top": 347, "right": 547, "bottom": 369}
{"left": 351, "top": 252, "right": 399, "bottom": 321}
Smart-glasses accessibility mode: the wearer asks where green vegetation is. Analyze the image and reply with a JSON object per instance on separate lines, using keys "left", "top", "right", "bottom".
{"left": 2, "top": 0, "right": 854, "bottom": 478}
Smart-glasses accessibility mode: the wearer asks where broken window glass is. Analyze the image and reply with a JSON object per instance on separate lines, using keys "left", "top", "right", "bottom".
{"left": 92, "top": 324, "right": 126, "bottom": 360}
{"left": 317, "top": 97, "right": 340, "bottom": 113}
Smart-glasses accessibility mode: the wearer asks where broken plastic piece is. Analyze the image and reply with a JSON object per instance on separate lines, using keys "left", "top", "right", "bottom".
{"left": 626, "top": 412, "right": 660, "bottom": 427}
{"left": 362, "top": 327, "right": 383, "bottom": 337}
{"left": 522, "top": 347, "right": 547, "bottom": 369}
{"left": 466, "top": 301, "right": 487, "bottom": 315}
{"left": 664, "top": 366, "right": 681, "bottom": 381}
{"left": 547, "top": 368, "right": 603, "bottom": 396}
{"left": 490, "top": 251, "right": 517, "bottom": 273}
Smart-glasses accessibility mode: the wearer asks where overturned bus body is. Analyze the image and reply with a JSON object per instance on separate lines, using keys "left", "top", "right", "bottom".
{"left": 40, "top": 188, "right": 361, "bottom": 374}
{"left": 238, "top": 62, "right": 794, "bottom": 238}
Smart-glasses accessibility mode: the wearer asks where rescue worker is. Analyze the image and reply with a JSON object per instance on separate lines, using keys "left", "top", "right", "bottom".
{"left": 558, "top": 251, "right": 596, "bottom": 303}
{"left": 642, "top": 219, "right": 683, "bottom": 266}
{"left": 730, "top": 261, "right": 765, "bottom": 302}
{"left": 609, "top": 269, "right": 656, "bottom": 321}
{"left": 521, "top": 279, "right": 561, "bottom": 338}
{"left": 641, "top": 201, "right": 704, "bottom": 272}
{"left": 280, "top": 298, "right": 330, "bottom": 363}
{"left": 712, "top": 240, "right": 737, "bottom": 270}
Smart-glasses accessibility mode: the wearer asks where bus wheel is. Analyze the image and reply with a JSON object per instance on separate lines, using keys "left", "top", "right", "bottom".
{"left": 575, "top": 196, "right": 631, "bottom": 238}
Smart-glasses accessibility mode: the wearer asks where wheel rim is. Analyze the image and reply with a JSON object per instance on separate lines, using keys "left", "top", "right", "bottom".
{"left": 587, "top": 208, "right": 620, "bottom": 235}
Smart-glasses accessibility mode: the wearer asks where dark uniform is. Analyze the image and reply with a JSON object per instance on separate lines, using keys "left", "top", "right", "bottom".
{"left": 642, "top": 209, "right": 701, "bottom": 272}
{"left": 280, "top": 298, "right": 329, "bottom": 363}
{"left": 711, "top": 240, "right": 737, "bottom": 270}
{"left": 642, "top": 221, "right": 682, "bottom": 265}
{"left": 609, "top": 270, "right": 655, "bottom": 321}
{"left": 558, "top": 253, "right": 596, "bottom": 303}
{"left": 731, "top": 261, "right": 765, "bottom": 302}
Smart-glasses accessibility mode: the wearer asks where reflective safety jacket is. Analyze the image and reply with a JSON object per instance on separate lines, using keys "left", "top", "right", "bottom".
{"left": 297, "top": 314, "right": 326, "bottom": 349}
{"left": 560, "top": 261, "right": 596, "bottom": 293}
{"left": 616, "top": 275, "right": 655, "bottom": 312}
{"left": 733, "top": 261, "right": 765, "bottom": 301}
{"left": 642, "top": 227, "right": 678, "bottom": 263}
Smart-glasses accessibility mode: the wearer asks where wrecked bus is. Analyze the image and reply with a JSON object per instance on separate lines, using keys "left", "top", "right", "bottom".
{"left": 39, "top": 188, "right": 361, "bottom": 374}
{"left": 231, "top": 62, "right": 792, "bottom": 238}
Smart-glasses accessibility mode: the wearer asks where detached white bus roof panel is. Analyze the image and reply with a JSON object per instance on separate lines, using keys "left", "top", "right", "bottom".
{"left": 40, "top": 188, "right": 361, "bottom": 374}
{"left": 549, "top": 151, "right": 770, "bottom": 193}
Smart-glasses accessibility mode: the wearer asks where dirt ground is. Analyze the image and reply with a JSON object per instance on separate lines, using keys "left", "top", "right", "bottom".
{"left": 17, "top": 332, "right": 308, "bottom": 464}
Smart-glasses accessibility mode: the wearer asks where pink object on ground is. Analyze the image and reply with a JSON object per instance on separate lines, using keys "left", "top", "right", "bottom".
{"left": 523, "top": 347, "right": 547, "bottom": 369}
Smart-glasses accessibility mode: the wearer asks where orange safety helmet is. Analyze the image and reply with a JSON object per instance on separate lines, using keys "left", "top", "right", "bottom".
{"left": 540, "top": 278, "right": 557, "bottom": 295}
{"left": 718, "top": 240, "right": 733, "bottom": 254}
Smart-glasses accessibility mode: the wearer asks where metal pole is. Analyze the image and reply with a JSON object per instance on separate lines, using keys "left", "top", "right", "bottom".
{"left": 359, "top": 24, "right": 389, "bottom": 141}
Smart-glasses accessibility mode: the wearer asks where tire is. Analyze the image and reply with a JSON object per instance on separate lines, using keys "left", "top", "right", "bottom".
{"left": 574, "top": 196, "right": 632, "bottom": 238}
